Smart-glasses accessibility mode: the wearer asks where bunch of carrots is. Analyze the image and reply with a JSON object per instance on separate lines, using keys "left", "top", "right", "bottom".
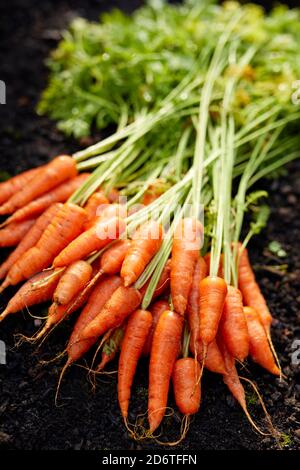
{"left": 1, "top": 0, "right": 300, "bottom": 445}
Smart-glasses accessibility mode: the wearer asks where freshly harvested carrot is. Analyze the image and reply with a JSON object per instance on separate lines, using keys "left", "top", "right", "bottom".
{"left": 53, "top": 260, "right": 93, "bottom": 305}
{"left": 53, "top": 216, "right": 125, "bottom": 268}
{"left": 237, "top": 245, "right": 272, "bottom": 331}
{"left": 118, "top": 309, "right": 152, "bottom": 419}
{"left": 221, "top": 286, "right": 249, "bottom": 362}
{"left": 187, "top": 257, "right": 208, "bottom": 352}
{"left": 191, "top": 339, "right": 226, "bottom": 375}
{"left": 148, "top": 310, "right": 183, "bottom": 433}
{"left": 0, "top": 167, "right": 41, "bottom": 206}
{"left": 67, "top": 275, "right": 123, "bottom": 364}
{"left": 0, "top": 269, "right": 62, "bottom": 322}
{"left": 204, "top": 252, "right": 223, "bottom": 277}
{"left": 2, "top": 174, "right": 89, "bottom": 226}
{"left": 244, "top": 306, "right": 280, "bottom": 376}
{"left": 140, "top": 259, "right": 171, "bottom": 300}
{"left": 80, "top": 285, "right": 142, "bottom": 344}
{"left": 97, "top": 326, "right": 125, "bottom": 372}
{"left": 0, "top": 204, "right": 62, "bottom": 280}
{"left": 121, "top": 220, "right": 163, "bottom": 287}
{"left": 0, "top": 156, "right": 77, "bottom": 215}
{"left": 1, "top": 203, "right": 86, "bottom": 289}
{"left": 84, "top": 191, "right": 110, "bottom": 228}
{"left": 172, "top": 358, "right": 201, "bottom": 416}
{"left": 171, "top": 217, "right": 203, "bottom": 315}
{"left": 198, "top": 276, "right": 227, "bottom": 347}
{"left": 142, "top": 191, "right": 160, "bottom": 206}
{"left": 0, "top": 219, "right": 36, "bottom": 247}
{"left": 142, "top": 300, "right": 169, "bottom": 356}
{"left": 100, "top": 240, "right": 131, "bottom": 275}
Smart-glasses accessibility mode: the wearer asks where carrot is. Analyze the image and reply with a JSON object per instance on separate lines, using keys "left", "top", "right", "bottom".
{"left": 148, "top": 310, "right": 183, "bottom": 433}
{"left": 142, "top": 191, "right": 160, "bottom": 206}
{"left": 0, "top": 219, "right": 36, "bottom": 247}
{"left": 221, "top": 285, "right": 249, "bottom": 362}
{"left": 0, "top": 156, "right": 77, "bottom": 215}
{"left": 121, "top": 220, "right": 163, "bottom": 287}
{"left": 53, "top": 216, "right": 125, "bottom": 268}
{"left": 97, "top": 326, "right": 125, "bottom": 372}
{"left": 142, "top": 300, "right": 169, "bottom": 356}
{"left": 0, "top": 167, "right": 41, "bottom": 206}
{"left": 140, "top": 259, "right": 171, "bottom": 300}
{"left": 187, "top": 257, "right": 208, "bottom": 353}
{"left": 192, "top": 339, "right": 226, "bottom": 375}
{"left": 0, "top": 204, "right": 62, "bottom": 280}
{"left": 244, "top": 306, "right": 280, "bottom": 376}
{"left": 0, "top": 269, "right": 62, "bottom": 322}
{"left": 171, "top": 217, "right": 203, "bottom": 315}
{"left": 204, "top": 252, "right": 223, "bottom": 277}
{"left": 84, "top": 191, "right": 110, "bottom": 228}
{"left": 97, "top": 203, "right": 127, "bottom": 223}
{"left": 1, "top": 203, "right": 86, "bottom": 289}
{"left": 79, "top": 285, "right": 142, "bottom": 344}
{"left": 107, "top": 188, "right": 120, "bottom": 203}
{"left": 53, "top": 260, "right": 93, "bottom": 305}
{"left": 118, "top": 309, "right": 152, "bottom": 419}
{"left": 198, "top": 276, "right": 227, "bottom": 346}
{"left": 172, "top": 358, "right": 201, "bottom": 416}
{"left": 67, "top": 275, "right": 123, "bottom": 364}
{"left": 237, "top": 244, "right": 272, "bottom": 331}
{"left": 100, "top": 240, "right": 131, "bottom": 275}
{"left": 1, "top": 174, "right": 89, "bottom": 226}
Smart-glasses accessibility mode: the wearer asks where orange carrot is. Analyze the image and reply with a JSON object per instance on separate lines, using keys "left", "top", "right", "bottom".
{"left": 2, "top": 174, "right": 89, "bottom": 226}
{"left": 1, "top": 203, "right": 86, "bottom": 288}
{"left": 79, "top": 285, "right": 142, "bottom": 345}
{"left": 244, "top": 306, "right": 280, "bottom": 376}
{"left": 171, "top": 217, "right": 203, "bottom": 315}
{"left": 0, "top": 219, "right": 36, "bottom": 247}
{"left": 97, "top": 326, "right": 125, "bottom": 372}
{"left": 187, "top": 257, "right": 208, "bottom": 352}
{"left": 192, "top": 339, "right": 226, "bottom": 375}
{"left": 237, "top": 245, "right": 272, "bottom": 331}
{"left": 0, "top": 269, "right": 62, "bottom": 322}
{"left": 142, "top": 300, "right": 169, "bottom": 356}
{"left": 84, "top": 191, "right": 110, "bottom": 228}
{"left": 0, "top": 156, "right": 77, "bottom": 215}
{"left": 172, "top": 358, "right": 201, "bottom": 416}
{"left": 0, "top": 167, "right": 41, "bottom": 206}
{"left": 67, "top": 275, "right": 123, "bottom": 364}
{"left": 0, "top": 204, "right": 62, "bottom": 280}
{"left": 121, "top": 220, "right": 164, "bottom": 287}
{"left": 53, "top": 216, "right": 125, "bottom": 268}
{"left": 100, "top": 240, "right": 131, "bottom": 275}
{"left": 221, "top": 286, "right": 249, "bottom": 362}
{"left": 148, "top": 310, "right": 183, "bottom": 433}
{"left": 118, "top": 309, "right": 152, "bottom": 419}
{"left": 204, "top": 252, "right": 223, "bottom": 277}
{"left": 198, "top": 276, "right": 227, "bottom": 347}
{"left": 53, "top": 260, "right": 93, "bottom": 305}
{"left": 140, "top": 259, "right": 171, "bottom": 300}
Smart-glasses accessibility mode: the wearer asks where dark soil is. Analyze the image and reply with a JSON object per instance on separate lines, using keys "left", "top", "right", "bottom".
{"left": 0, "top": 0, "right": 300, "bottom": 451}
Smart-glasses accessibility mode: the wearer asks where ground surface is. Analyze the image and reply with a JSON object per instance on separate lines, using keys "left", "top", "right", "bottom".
{"left": 0, "top": 0, "right": 299, "bottom": 451}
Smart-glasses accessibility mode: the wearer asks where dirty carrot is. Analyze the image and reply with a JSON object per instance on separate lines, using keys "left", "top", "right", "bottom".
{"left": 244, "top": 306, "right": 280, "bottom": 376}
{"left": 0, "top": 166, "right": 41, "bottom": 206}
{"left": 1, "top": 203, "right": 86, "bottom": 289}
{"left": 0, "top": 219, "right": 36, "bottom": 247}
{"left": 53, "top": 260, "right": 93, "bottom": 305}
{"left": 2, "top": 174, "right": 89, "bottom": 226}
{"left": 148, "top": 310, "right": 183, "bottom": 433}
{"left": 118, "top": 309, "right": 152, "bottom": 419}
{"left": 0, "top": 204, "right": 62, "bottom": 280}
{"left": 0, "top": 269, "right": 62, "bottom": 322}
{"left": 173, "top": 357, "right": 201, "bottom": 416}
{"left": 221, "top": 285, "right": 249, "bottom": 362}
{"left": 121, "top": 220, "right": 163, "bottom": 287}
{"left": 53, "top": 216, "right": 125, "bottom": 267}
{"left": 171, "top": 217, "right": 203, "bottom": 315}
{"left": 0, "top": 155, "right": 77, "bottom": 215}
{"left": 142, "top": 300, "right": 169, "bottom": 357}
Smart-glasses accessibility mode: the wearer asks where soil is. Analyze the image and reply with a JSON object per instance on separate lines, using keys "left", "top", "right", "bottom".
{"left": 0, "top": 0, "right": 299, "bottom": 451}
